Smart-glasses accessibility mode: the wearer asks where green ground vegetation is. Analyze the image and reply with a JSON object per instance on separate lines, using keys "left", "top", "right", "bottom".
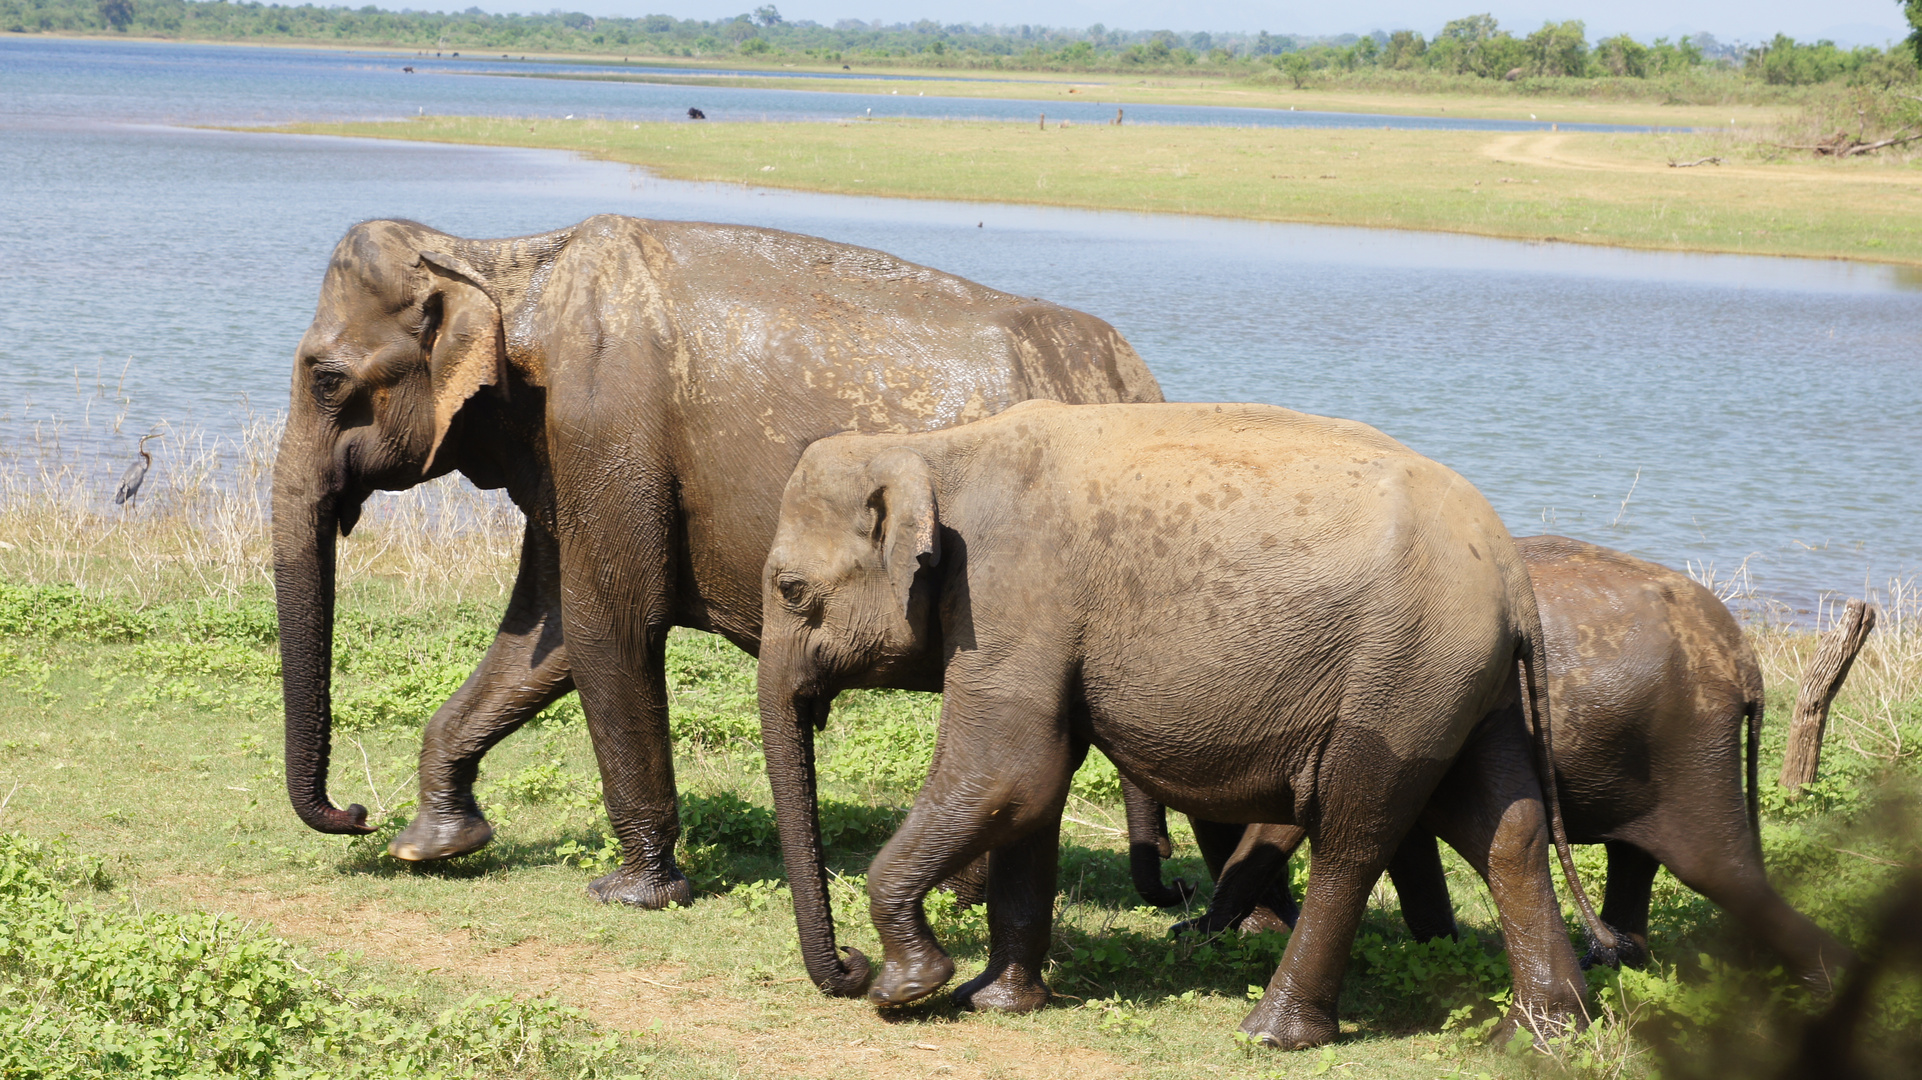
{"left": 1, "top": 431, "right": 1920, "bottom": 1078}
{"left": 269, "top": 114, "right": 1922, "bottom": 265}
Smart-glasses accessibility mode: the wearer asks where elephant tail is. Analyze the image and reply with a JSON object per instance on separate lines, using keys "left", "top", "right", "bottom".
{"left": 1744, "top": 696, "right": 1763, "bottom": 843}
{"left": 1518, "top": 638, "right": 1620, "bottom": 967}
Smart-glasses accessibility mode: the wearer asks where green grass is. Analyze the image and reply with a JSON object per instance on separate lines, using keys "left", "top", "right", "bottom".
{"left": 4, "top": 563, "right": 1919, "bottom": 1078}
{"left": 263, "top": 116, "right": 1922, "bottom": 266}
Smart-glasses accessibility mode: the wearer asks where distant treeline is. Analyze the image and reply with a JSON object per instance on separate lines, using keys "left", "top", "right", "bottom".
{"left": 8, "top": 0, "right": 1922, "bottom": 88}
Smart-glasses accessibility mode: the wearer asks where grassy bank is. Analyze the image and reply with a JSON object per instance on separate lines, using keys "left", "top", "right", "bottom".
{"left": 4, "top": 419, "right": 1921, "bottom": 1077}
{"left": 477, "top": 68, "right": 1793, "bottom": 128}
{"left": 266, "top": 117, "right": 1922, "bottom": 265}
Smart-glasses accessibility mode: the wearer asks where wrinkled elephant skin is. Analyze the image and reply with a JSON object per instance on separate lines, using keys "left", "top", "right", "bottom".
{"left": 1150, "top": 536, "right": 1853, "bottom": 992}
{"left": 756, "top": 401, "right": 1613, "bottom": 1046}
{"left": 273, "top": 216, "right": 1161, "bottom": 908}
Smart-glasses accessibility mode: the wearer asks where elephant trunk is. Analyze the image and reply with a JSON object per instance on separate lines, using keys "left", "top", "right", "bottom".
{"left": 758, "top": 648, "right": 869, "bottom": 997}
{"left": 273, "top": 429, "right": 373, "bottom": 836}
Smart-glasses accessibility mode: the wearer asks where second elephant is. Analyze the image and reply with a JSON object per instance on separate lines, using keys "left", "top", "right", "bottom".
{"left": 755, "top": 401, "right": 1615, "bottom": 1047}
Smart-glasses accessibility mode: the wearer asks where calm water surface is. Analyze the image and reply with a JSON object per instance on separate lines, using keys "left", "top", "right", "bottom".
{"left": 1, "top": 38, "right": 1916, "bottom": 614}
{"left": 0, "top": 37, "right": 1670, "bottom": 131}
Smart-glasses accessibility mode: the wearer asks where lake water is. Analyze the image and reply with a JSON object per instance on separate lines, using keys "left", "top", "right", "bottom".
{"left": 0, "top": 37, "right": 1670, "bottom": 131}
{"left": 2, "top": 37, "right": 1917, "bottom": 616}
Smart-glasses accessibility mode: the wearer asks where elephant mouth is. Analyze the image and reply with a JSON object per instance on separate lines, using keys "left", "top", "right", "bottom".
{"left": 795, "top": 693, "right": 833, "bottom": 733}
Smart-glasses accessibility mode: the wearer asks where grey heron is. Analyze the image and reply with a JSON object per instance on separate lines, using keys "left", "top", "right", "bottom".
{"left": 114, "top": 431, "right": 160, "bottom": 508}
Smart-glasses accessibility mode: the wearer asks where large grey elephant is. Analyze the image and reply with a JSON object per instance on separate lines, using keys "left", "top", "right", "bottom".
{"left": 1136, "top": 535, "right": 1854, "bottom": 991}
{"left": 273, "top": 215, "right": 1161, "bottom": 908}
{"left": 754, "top": 400, "right": 1615, "bottom": 1047}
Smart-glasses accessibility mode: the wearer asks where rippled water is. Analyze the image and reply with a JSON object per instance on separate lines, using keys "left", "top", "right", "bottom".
{"left": 2, "top": 38, "right": 1916, "bottom": 615}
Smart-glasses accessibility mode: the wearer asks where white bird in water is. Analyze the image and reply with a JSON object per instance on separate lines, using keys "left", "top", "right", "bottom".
{"left": 114, "top": 430, "right": 160, "bottom": 509}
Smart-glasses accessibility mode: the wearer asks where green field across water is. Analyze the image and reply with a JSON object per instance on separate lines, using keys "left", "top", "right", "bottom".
{"left": 269, "top": 115, "right": 1922, "bottom": 265}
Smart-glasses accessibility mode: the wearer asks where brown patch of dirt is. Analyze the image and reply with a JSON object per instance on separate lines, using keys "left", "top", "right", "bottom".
{"left": 150, "top": 874, "right": 1131, "bottom": 1080}
{"left": 1480, "top": 132, "right": 1922, "bottom": 187}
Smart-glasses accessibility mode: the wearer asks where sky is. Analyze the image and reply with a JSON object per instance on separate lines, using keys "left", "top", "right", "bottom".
{"left": 504, "top": 0, "right": 1915, "bottom": 48}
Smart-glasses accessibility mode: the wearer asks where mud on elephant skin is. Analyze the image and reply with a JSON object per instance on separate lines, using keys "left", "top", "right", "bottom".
{"left": 273, "top": 215, "right": 1161, "bottom": 908}
{"left": 1138, "top": 536, "right": 1852, "bottom": 992}
{"left": 755, "top": 400, "right": 1616, "bottom": 1048}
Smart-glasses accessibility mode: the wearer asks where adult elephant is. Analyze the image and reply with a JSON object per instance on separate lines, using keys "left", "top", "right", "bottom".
{"left": 274, "top": 215, "right": 1162, "bottom": 908}
{"left": 1132, "top": 535, "right": 1852, "bottom": 991}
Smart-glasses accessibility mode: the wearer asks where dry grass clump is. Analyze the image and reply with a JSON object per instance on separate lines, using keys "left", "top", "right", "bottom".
{"left": 0, "top": 409, "right": 522, "bottom": 610}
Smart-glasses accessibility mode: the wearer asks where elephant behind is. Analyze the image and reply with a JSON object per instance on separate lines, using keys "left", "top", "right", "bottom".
{"left": 1137, "top": 535, "right": 1852, "bottom": 991}
{"left": 274, "top": 215, "right": 1161, "bottom": 908}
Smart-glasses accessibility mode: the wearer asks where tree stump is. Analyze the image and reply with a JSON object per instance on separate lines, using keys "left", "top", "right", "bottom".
{"left": 1779, "top": 598, "right": 1878, "bottom": 792}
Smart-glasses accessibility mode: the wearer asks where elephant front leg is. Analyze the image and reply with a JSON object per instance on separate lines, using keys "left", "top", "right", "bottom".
{"left": 953, "top": 816, "right": 1062, "bottom": 1013}
{"left": 867, "top": 688, "right": 1075, "bottom": 1009}
{"left": 392, "top": 520, "right": 573, "bottom": 862}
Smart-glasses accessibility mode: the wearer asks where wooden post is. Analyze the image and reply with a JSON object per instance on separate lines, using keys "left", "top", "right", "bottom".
{"left": 1779, "top": 598, "right": 1878, "bottom": 791}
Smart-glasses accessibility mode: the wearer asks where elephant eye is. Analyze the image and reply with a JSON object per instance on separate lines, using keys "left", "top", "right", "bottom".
{"left": 777, "top": 576, "right": 809, "bottom": 610}
{"left": 310, "top": 367, "right": 347, "bottom": 403}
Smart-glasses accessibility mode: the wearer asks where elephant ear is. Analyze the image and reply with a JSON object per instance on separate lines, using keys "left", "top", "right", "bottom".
{"left": 866, "top": 447, "right": 940, "bottom": 623}
{"left": 417, "top": 250, "right": 507, "bottom": 476}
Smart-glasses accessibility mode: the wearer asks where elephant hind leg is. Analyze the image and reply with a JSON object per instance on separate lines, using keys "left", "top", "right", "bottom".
{"left": 1597, "top": 841, "right": 1659, "bottom": 968}
{"left": 1239, "top": 723, "right": 1446, "bottom": 1050}
{"left": 1386, "top": 828, "right": 1458, "bottom": 944}
{"left": 1423, "top": 705, "right": 1588, "bottom": 1043}
{"left": 1123, "top": 775, "right": 1193, "bottom": 908}
{"left": 1633, "top": 829, "right": 1854, "bottom": 992}
{"left": 1175, "top": 823, "right": 1304, "bottom": 936}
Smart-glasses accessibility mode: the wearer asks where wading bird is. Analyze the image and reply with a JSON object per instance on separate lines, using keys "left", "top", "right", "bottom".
{"left": 114, "top": 431, "right": 159, "bottom": 509}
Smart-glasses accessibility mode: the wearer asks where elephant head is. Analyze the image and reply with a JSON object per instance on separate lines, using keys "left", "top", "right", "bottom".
{"left": 273, "top": 219, "right": 568, "bottom": 835}
{"left": 756, "top": 442, "right": 943, "bottom": 995}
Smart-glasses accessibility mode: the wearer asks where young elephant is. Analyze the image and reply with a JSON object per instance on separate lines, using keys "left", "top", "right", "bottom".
{"left": 1144, "top": 536, "right": 1853, "bottom": 991}
{"left": 756, "top": 400, "right": 1614, "bottom": 1047}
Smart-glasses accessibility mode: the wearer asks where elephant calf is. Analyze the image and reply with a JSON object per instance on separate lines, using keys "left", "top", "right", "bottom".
{"left": 755, "top": 400, "right": 1614, "bottom": 1048}
{"left": 1142, "top": 535, "right": 1852, "bottom": 992}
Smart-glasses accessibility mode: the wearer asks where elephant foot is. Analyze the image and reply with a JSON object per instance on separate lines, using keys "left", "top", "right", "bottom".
{"left": 388, "top": 807, "right": 494, "bottom": 862}
{"left": 869, "top": 950, "right": 956, "bottom": 1008}
{"left": 1139, "top": 877, "right": 1197, "bottom": 909}
{"left": 1238, "top": 997, "right": 1338, "bottom": 1050}
{"left": 587, "top": 863, "right": 693, "bottom": 909}
{"left": 953, "top": 967, "right": 1050, "bottom": 1013}
{"left": 1584, "top": 929, "right": 1646, "bottom": 970}
{"left": 1491, "top": 1003, "right": 1580, "bottom": 1049}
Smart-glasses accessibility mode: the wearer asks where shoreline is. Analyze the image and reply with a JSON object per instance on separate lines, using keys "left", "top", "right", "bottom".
{"left": 16, "top": 31, "right": 1789, "bottom": 129}
{"left": 256, "top": 116, "right": 1922, "bottom": 268}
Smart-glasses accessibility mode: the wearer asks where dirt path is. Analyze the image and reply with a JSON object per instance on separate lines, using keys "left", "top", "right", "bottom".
{"left": 155, "top": 874, "right": 1131, "bottom": 1080}
{"left": 1481, "top": 132, "right": 1922, "bottom": 189}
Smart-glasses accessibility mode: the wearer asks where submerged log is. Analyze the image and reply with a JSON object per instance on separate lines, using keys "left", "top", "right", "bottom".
{"left": 1779, "top": 598, "right": 1878, "bottom": 791}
